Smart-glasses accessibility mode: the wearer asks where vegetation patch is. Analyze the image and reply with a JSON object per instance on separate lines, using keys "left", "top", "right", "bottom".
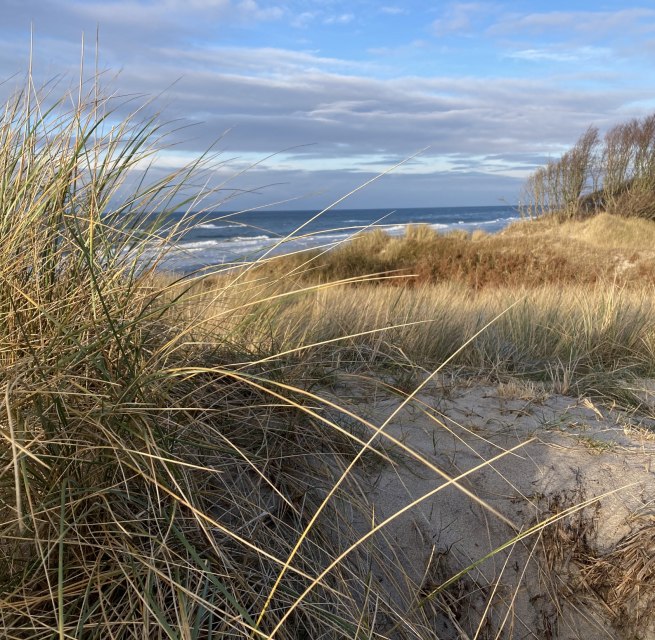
{"left": 2, "top": 70, "right": 654, "bottom": 639}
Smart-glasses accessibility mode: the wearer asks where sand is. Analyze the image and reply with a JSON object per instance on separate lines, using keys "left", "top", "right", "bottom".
{"left": 327, "top": 374, "right": 655, "bottom": 639}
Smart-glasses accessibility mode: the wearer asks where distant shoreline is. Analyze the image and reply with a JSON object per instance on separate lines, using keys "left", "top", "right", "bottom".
{"left": 159, "top": 204, "right": 521, "bottom": 272}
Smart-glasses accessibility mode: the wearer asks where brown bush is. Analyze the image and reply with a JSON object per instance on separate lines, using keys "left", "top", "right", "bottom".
{"left": 253, "top": 216, "right": 655, "bottom": 291}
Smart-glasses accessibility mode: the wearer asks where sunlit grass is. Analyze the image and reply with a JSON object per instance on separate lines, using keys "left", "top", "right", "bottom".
{"left": 244, "top": 214, "right": 655, "bottom": 289}
{"left": 1, "top": 66, "right": 652, "bottom": 639}
{"left": 0, "top": 70, "right": 507, "bottom": 639}
{"left": 185, "top": 276, "right": 655, "bottom": 402}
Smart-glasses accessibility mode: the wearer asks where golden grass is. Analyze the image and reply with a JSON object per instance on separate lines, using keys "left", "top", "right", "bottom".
{"left": 506, "top": 211, "right": 655, "bottom": 252}
{"left": 182, "top": 277, "right": 655, "bottom": 405}
{"left": 1, "top": 66, "right": 653, "bottom": 639}
{"left": 581, "top": 519, "right": 655, "bottom": 637}
{"left": 247, "top": 214, "right": 655, "bottom": 290}
{"left": 0, "top": 75, "right": 402, "bottom": 638}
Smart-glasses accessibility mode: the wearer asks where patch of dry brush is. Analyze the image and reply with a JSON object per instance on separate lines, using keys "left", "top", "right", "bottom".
{"left": 249, "top": 214, "right": 655, "bottom": 290}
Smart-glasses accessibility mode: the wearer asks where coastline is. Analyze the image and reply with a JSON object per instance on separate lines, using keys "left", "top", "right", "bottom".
{"left": 158, "top": 205, "right": 520, "bottom": 273}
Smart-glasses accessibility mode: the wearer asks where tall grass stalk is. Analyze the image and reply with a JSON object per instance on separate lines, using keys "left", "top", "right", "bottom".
{"left": 199, "top": 278, "right": 655, "bottom": 393}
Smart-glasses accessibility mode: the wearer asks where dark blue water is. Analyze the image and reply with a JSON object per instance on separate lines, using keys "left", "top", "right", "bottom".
{"left": 157, "top": 205, "right": 519, "bottom": 273}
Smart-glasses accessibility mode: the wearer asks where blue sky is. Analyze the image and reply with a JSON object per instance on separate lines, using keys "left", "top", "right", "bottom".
{"left": 2, "top": 1, "right": 655, "bottom": 209}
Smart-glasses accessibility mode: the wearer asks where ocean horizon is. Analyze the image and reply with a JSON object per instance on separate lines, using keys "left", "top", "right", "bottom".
{"left": 158, "top": 204, "right": 520, "bottom": 273}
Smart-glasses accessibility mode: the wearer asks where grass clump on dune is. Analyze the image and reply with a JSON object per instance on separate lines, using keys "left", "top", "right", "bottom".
{"left": 2, "top": 66, "right": 653, "bottom": 640}
{"left": 203, "top": 215, "right": 655, "bottom": 407}
{"left": 0, "top": 76, "right": 431, "bottom": 638}
{"left": 196, "top": 278, "right": 655, "bottom": 403}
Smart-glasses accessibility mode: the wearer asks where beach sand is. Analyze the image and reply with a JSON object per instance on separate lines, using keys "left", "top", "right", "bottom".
{"left": 324, "top": 374, "right": 655, "bottom": 639}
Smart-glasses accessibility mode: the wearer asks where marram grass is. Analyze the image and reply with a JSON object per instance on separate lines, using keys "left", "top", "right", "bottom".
{"left": 0, "top": 73, "right": 521, "bottom": 639}
{"left": 1, "top": 72, "right": 652, "bottom": 640}
{"left": 0, "top": 77, "right": 402, "bottom": 638}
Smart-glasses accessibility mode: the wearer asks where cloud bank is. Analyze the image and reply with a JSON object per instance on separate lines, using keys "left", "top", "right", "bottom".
{"left": 1, "top": 1, "right": 654, "bottom": 208}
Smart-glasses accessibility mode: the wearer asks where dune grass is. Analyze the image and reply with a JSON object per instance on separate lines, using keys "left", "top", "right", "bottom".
{"left": 245, "top": 215, "right": 655, "bottom": 289}
{"left": 201, "top": 213, "right": 655, "bottom": 410}
{"left": 183, "top": 276, "right": 655, "bottom": 408}
{"left": 1, "top": 70, "right": 653, "bottom": 640}
{"left": 0, "top": 71, "right": 539, "bottom": 639}
{"left": 0, "top": 77, "right": 401, "bottom": 638}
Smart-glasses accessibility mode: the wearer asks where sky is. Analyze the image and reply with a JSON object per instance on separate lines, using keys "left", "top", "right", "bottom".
{"left": 1, "top": 1, "right": 655, "bottom": 210}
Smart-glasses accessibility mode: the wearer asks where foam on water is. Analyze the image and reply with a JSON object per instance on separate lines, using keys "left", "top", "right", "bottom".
{"left": 151, "top": 206, "right": 520, "bottom": 273}
{"left": 197, "top": 223, "right": 234, "bottom": 230}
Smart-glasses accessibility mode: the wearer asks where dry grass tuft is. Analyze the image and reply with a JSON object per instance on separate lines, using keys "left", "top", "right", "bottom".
{"left": 252, "top": 214, "right": 655, "bottom": 290}
{"left": 539, "top": 495, "right": 655, "bottom": 639}
{"left": 0, "top": 71, "right": 407, "bottom": 638}
{"left": 581, "top": 518, "right": 655, "bottom": 637}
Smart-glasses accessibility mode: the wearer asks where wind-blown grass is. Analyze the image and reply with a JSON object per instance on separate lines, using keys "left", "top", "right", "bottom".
{"left": 1, "top": 70, "right": 651, "bottom": 640}
{"left": 186, "top": 277, "right": 655, "bottom": 405}
{"left": 246, "top": 215, "right": 655, "bottom": 289}
{"left": 0, "top": 72, "right": 527, "bottom": 639}
{"left": 0, "top": 77, "right": 403, "bottom": 637}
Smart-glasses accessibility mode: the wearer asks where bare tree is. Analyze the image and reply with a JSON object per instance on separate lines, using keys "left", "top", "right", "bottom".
{"left": 602, "top": 121, "right": 635, "bottom": 208}
{"left": 557, "top": 127, "right": 599, "bottom": 217}
{"left": 632, "top": 115, "right": 655, "bottom": 186}
{"left": 519, "top": 166, "right": 547, "bottom": 218}
{"left": 520, "top": 113, "right": 655, "bottom": 221}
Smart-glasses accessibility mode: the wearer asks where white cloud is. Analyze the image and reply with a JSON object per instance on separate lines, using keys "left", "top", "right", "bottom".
{"left": 236, "top": 0, "right": 283, "bottom": 21}
{"left": 507, "top": 48, "right": 578, "bottom": 62}
{"left": 490, "top": 8, "right": 655, "bottom": 37}
{"left": 154, "top": 45, "right": 377, "bottom": 76}
{"left": 380, "top": 6, "right": 405, "bottom": 16}
{"left": 67, "top": 1, "right": 174, "bottom": 26}
{"left": 290, "top": 9, "right": 355, "bottom": 29}
{"left": 432, "top": 2, "right": 494, "bottom": 36}
{"left": 323, "top": 13, "right": 354, "bottom": 26}
{"left": 179, "top": 0, "right": 231, "bottom": 9}
{"left": 290, "top": 11, "right": 316, "bottom": 28}
{"left": 107, "top": 49, "right": 639, "bottom": 166}
{"left": 506, "top": 46, "right": 610, "bottom": 63}
{"left": 66, "top": 0, "right": 282, "bottom": 27}
{"left": 3, "top": 1, "right": 655, "bottom": 207}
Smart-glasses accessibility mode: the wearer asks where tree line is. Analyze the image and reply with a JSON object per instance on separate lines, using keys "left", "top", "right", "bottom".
{"left": 520, "top": 113, "right": 655, "bottom": 220}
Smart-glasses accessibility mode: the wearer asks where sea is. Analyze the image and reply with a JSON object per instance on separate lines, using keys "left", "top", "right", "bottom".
{"left": 156, "top": 205, "right": 520, "bottom": 273}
